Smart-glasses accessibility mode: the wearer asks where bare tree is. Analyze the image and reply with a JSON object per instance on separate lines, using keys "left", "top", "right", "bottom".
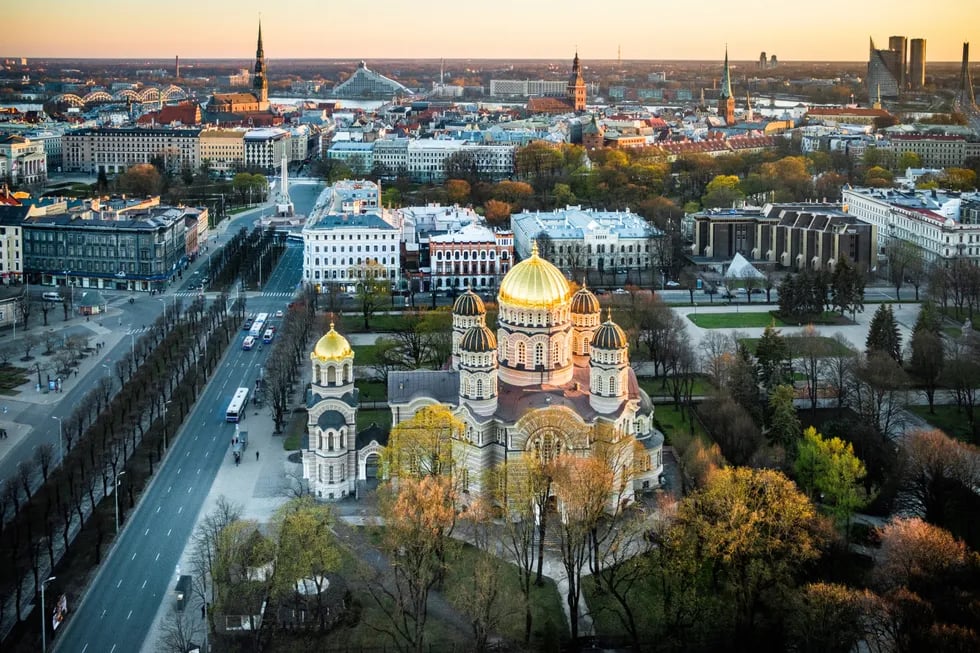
{"left": 34, "top": 443, "right": 54, "bottom": 482}
{"left": 824, "top": 333, "right": 859, "bottom": 409}
{"left": 21, "top": 334, "right": 38, "bottom": 361}
{"left": 155, "top": 606, "right": 203, "bottom": 653}
{"left": 191, "top": 496, "right": 243, "bottom": 610}
{"left": 17, "top": 459, "right": 34, "bottom": 502}
{"left": 39, "top": 300, "right": 54, "bottom": 327}
{"left": 851, "top": 351, "right": 910, "bottom": 439}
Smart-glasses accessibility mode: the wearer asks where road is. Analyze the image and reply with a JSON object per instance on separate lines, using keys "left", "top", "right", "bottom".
{"left": 52, "top": 186, "right": 313, "bottom": 653}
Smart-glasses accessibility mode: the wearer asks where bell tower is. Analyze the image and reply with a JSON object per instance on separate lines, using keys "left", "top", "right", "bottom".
{"left": 566, "top": 51, "right": 587, "bottom": 112}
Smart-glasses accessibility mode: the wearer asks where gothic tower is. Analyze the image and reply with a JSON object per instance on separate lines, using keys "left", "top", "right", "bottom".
{"left": 718, "top": 47, "right": 735, "bottom": 125}
{"left": 567, "top": 52, "right": 587, "bottom": 112}
{"left": 254, "top": 21, "right": 269, "bottom": 105}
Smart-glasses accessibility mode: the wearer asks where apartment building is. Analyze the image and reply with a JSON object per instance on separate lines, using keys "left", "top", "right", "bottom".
{"left": 243, "top": 128, "right": 289, "bottom": 171}
{"left": 63, "top": 127, "right": 200, "bottom": 174}
{"left": 199, "top": 129, "right": 245, "bottom": 174}
{"left": 843, "top": 187, "right": 980, "bottom": 264}
{"left": 429, "top": 222, "right": 513, "bottom": 290}
{"left": 302, "top": 212, "right": 400, "bottom": 291}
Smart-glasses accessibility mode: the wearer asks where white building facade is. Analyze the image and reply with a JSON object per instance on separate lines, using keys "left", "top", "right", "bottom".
{"left": 243, "top": 129, "right": 289, "bottom": 171}
{"left": 429, "top": 223, "right": 514, "bottom": 290}
{"left": 63, "top": 127, "right": 200, "bottom": 174}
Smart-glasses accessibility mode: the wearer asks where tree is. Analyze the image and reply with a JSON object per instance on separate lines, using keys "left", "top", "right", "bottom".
{"left": 864, "top": 165, "right": 894, "bottom": 187}
{"left": 669, "top": 468, "right": 826, "bottom": 643}
{"left": 792, "top": 325, "right": 831, "bottom": 413}
{"left": 909, "top": 328, "right": 945, "bottom": 413}
{"left": 794, "top": 427, "right": 871, "bottom": 530}
{"left": 787, "top": 583, "right": 879, "bottom": 653}
{"left": 866, "top": 304, "right": 902, "bottom": 362}
{"left": 445, "top": 178, "right": 471, "bottom": 205}
{"left": 875, "top": 517, "right": 970, "bottom": 592}
{"left": 699, "top": 394, "right": 763, "bottom": 466}
{"left": 768, "top": 384, "right": 802, "bottom": 449}
{"left": 156, "top": 606, "right": 204, "bottom": 653}
{"left": 851, "top": 351, "right": 910, "bottom": 438}
{"left": 373, "top": 475, "right": 458, "bottom": 653}
{"left": 885, "top": 240, "right": 924, "bottom": 304}
{"left": 116, "top": 163, "right": 162, "bottom": 196}
{"left": 898, "top": 429, "right": 979, "bottom": 529}
{"left": 755, "top": 324, "right": 791, "bottom": 391}
{"left": 269, "top": 497, "right": 342, "bottom": 632}
{"left": 349, "top": 258, "right": 390, "bottom": 330}
{"left": 702, "top": 174, "right": 744, "bottom": 208}
{"left": 381, "top": 405, "right": 466, "bottom": 481}
{"left": 941, "top": 334, "right": 980, "bottom": 435}
{"left": 830, "top": 255, "right": 864, "bottom": 317}
{"left": 482, "top": 199, "right": 511, "bottom": 227}
{"left": 897, "top": 151, "right": 922, "bottom": 170}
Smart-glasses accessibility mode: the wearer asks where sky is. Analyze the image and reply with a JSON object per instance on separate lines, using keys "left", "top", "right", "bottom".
{"left": 4, "top": 0, "right": 979, "bottom": 62}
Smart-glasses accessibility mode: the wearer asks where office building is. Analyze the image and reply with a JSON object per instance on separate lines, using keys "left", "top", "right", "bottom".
{"left": 888, "top": 35, "right": 907, "bottom": 89}
{"left": 691, "top": 203, "right": 876, "bottom": 270}
{"left": 868, "top": 38, "right": 902, "bottom": 100}
{"left": 909, "top": 38, "right": 927, "bottom": 90}
{"left": 429, "top": 222, "right": 513, "bottom": 291}
{"left": 301, "top": 212, "right": 400, "bottom": 291}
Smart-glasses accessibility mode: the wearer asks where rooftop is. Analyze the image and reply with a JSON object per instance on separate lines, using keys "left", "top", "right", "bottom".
{"left": 309, "top": 212, "right": 394, "bottom": 231}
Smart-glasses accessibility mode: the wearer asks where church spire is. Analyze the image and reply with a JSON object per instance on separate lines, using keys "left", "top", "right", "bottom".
{"left": 720, "top": 46, "right": 733, "bottom": 99}
{"left": 253, "top": 19, "right": 268, "bottom": 104}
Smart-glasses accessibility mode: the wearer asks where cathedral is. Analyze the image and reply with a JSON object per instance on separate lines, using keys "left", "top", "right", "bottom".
{"left": 206, "top": 22, "right": 275, "bottom": 123}
{"left": 302, "top": 244, "right": 663, "bottom": 500}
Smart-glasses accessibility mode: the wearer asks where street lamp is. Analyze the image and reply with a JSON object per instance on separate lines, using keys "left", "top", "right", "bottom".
{"left": 162, "top": 400, "right": 172, "bottom": 449}
{"left": 158, "top": 297, "right": 167, "bottom": 322}
{"left": 51, "top": 416, "right": 63, "bottom": 464}
{"left": 114, "top": 470, "right": 127, "bottom": 533}
{"left": 41, "top": 576, "right": 56, "bottom": 653}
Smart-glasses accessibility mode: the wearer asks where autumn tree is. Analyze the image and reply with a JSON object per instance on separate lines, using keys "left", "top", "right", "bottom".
{"left": 381, "top": 404, "right": 467, "bottom": 482}
{"left": 116, "top": 163, "right": 163, "bottom": 196}
{"left": 445, "top": 179, "right": 471, "bottom": 205}
{"left": 898, "top": 429, "right": 980, "bottom": 535}
{"left": 482, "top": 199, "right": 512, "bottom": 227}
{"left": 794, "top": 426, "right": 872, "bottom": 530}
{"left": 787, "top": 582, "right": 880, "bottom": 653}
{"left": 668, "top": 468, "right": 827, "bottom": 644}
{"left": 268, "top": 497, "right": 342, "bottom": 632}
{"left": 373, "top": 475, "right": 458, "bottom": 653}
{"left": 702, "top": 174, "right": 744, "bottom": 208}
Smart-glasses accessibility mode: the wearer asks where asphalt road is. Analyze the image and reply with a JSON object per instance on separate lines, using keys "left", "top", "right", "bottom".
{"left": 52, "top": 191, "right": 313, "bottom": 652}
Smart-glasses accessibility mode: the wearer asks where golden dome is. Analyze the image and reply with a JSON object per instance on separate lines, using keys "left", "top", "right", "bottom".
{"left": 498, "top": 241, "right": 572, "bottom": 309}
{"left": 571, "top": 285, "right": 601, "bottom": 315}
{"left": 453, "top": 289, "right": 486, "bottom": 316}
{"left": 312, "top": 323, "right": 353, "bottom": 361}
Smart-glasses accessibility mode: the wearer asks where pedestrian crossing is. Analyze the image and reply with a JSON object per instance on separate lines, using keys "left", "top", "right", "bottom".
{"left": 171, "top": 290, "right": 298, "bottom": 299}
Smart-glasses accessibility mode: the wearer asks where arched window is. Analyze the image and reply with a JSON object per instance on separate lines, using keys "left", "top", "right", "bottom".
{"left": 534, "top": 343, "right": 545, "bottom": 367}
{"left": 328, "top": 432, "right": 335, "bottom": 451}
{"left": 552, "top": 339, "right": 561, "bottom": 364}
{"left": 343, "top": 364, "right": 350, "bottom": 383}
{"left": 596, "top": 376, "right": 604, "bottom": 395}
{"left": 327, "top": 366, "right": 336, "bottom": 385}
{"left": 609, "top": 376, "right": 617, "bottom": 395}
{"left": 476, "top": 378, "right": 484, "bottom": 397}
{"left": 516, "top": 341, "right": 526, "bottom": 366}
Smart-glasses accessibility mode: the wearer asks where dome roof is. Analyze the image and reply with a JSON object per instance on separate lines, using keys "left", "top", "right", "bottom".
{"left": 312, "top": 323, "right": 352, "bottom": 361}
{"left": 592, "top": 317, "right": 628, "bottom": 350}
{"left": 498, "top": 242, "right": 572, "bottom": 309}
{"left": 453, "top": 289, "right": 486, "bottom": 316}
{"left": 571, "top": 285, "right": 601, "bottom": 315}
{"left": 459, "top": 325, "right": 497, "bottom": 353}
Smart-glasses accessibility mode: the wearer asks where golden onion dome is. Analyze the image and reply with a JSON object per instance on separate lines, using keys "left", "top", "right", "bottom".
{"left": 592, "top": 314, "right": 628, "bottom": 350}
{"left": 459, "top": 325, "right": 497, "bottom": 353}
{"left": 452, "top": 288, "right": 486, "bottom": 316}
{"left": 570, "top": 285, "right": 601, "bottom": 315}
{"left": 312, "top": 322, "right": 353, "bottom": 361}
{"left": 498, "top": 241, "right": 572, "bottom": 309}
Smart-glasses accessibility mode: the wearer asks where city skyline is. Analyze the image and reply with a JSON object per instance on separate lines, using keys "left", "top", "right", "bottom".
{"left": 4, "top": 0, "right": 980, "bottom": 62}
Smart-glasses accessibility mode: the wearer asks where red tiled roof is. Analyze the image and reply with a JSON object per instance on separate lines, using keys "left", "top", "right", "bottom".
{"left": 137, "top": 102, "right": 201, "bottom": 126}
{"left": 807, "top": 107, "right": 891, "bottom": 117}
{"left": 527, "top": 97, "right": 574, "bottom": 114}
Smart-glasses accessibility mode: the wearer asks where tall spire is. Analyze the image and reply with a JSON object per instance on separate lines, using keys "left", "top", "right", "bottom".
{"left": 253, "top": 19, "right": 268, "bottom": 104}
{"left": 720, "top": 45, "right": 733, "bottom": 99}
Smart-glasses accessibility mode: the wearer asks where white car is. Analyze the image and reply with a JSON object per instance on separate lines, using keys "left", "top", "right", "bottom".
{"left": 613, "top": 288, "right": 629, "bottom": 295}
{"left": 274, "top": 309, "right": 284, "bottom": 318}
{"left": 666, "top": 280, "right": 680, "bottom": 287}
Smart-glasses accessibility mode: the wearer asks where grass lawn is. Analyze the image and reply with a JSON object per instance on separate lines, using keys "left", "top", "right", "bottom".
{"left": 281, "top": 409, "right": 307, "bottom": 451}
{"left": 356, "top": 408, "right": 391, "bottom": 434}
{"left": 336, "top": 312, "right": 403, "bottom": 333}
{"left": 908, "top": 404, "right": 976, "bottom": 443}
{"left": 653, "top": 403, "right": 708, "bottom": 445}
{"left": 739, "top": 335, "right": 854, "bottom": 357}
{"left": 355, "top": 379, "right": 387, "bottom": 402}
{"left": 637, "top": 375, "right": 715, "bottom": 398}
{"left": 351, "top": 344, "right": 383, "bottom": 365}
{"left": 0, "top": 364, "right": 29, "bottom": 393}
{"left": 687, "top": 311, "right": 786, "bottom": 328}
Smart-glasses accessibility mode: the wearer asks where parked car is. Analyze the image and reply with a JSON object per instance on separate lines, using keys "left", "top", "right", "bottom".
{"left": 666, "top": 280, "right": 680, "bottom": 287}
{"left": 613, "top": 288, "right": 629, "bottom": 295}
{"left": 750, "top": 288, "right": 765, "bottom": 295}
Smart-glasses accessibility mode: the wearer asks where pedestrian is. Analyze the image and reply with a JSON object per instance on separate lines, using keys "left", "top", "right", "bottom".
{"left": 256, "top": 450, "right": 259, "bottom": 461}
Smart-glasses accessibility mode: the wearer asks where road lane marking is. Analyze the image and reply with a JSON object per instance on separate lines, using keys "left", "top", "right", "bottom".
{"left": 155, "top": 553, "right": 160, "bottom": 561}
{"left": 187, "top": 486, "right": 192, "bottom": 493}
{"left": 82, "top": 644, "right": 89, "bottom": 652}
{"left": 156, "top": 506, "right": 161, "bottom": 513}
{"left": 197, "top": 468, "right": 201, "bottom": 475}
{"left": 177, "top": 506, "right": 183, "bottom": 514}
{"left": 132, "top": 553, "right": 136, "bottom": 560}
{"left": 127, "top": 610, "right": 132, "bottom": 620}
{"left": 168, "top": 528, "right": 172, "bottom": 536}
{"left": 141, "top": 579, "right": 147, "bottom": 589}
{"left": 100, "top": 610, "right": 105, "bottom": 618}
{"left": 144, "top": 528, "right": 149, "bottom": 536}
{"left": 111, "top": 643, "right": 117, "bottom": 652}
{"left": 117, "top": 579, "right": 122, "bottom": 588}
{"left": 176, "top": 468, "right": 181, "bottom": 475}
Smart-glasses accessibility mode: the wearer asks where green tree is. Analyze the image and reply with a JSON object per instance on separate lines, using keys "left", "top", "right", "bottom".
{"left": 909, "top": 328, "right": 945, "bottom": 413}
{"left": 865, "top": 304, "right": 902, "bottom": 362}
{"left": 897, "top": 151, "right": 923, "bottom": 170}
{"left": 755, "top": 324, "right": 791, "bottom": 390}
{"left": 117, "top": 163, "right": 163, "bottom": 196}
{"left": 768, "top": 384, "right": 802, "bottom": 449}
{"left": 941, "top": 167, "right": 978, "bottom": 191}
{"left": 794, "top": 426, "right": 871, "bottom": 530}
{"left": 864, "top": 166, "right": 894, "bottom": 187}
{"left": 830, "top": 255, "right": 864, "bottom": 317}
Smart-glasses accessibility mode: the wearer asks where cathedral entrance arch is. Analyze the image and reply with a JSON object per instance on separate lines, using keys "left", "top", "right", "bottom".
{"left": 364, "top": 453, "right": 380, "bottom": 480}
{"left": 512, "top": 406, "right": 590, "bottom": 461}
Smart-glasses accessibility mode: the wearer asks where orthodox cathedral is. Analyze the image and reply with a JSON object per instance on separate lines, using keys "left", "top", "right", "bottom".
{"left": 302, "top": 244, "right": 663, "bottom": 500}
